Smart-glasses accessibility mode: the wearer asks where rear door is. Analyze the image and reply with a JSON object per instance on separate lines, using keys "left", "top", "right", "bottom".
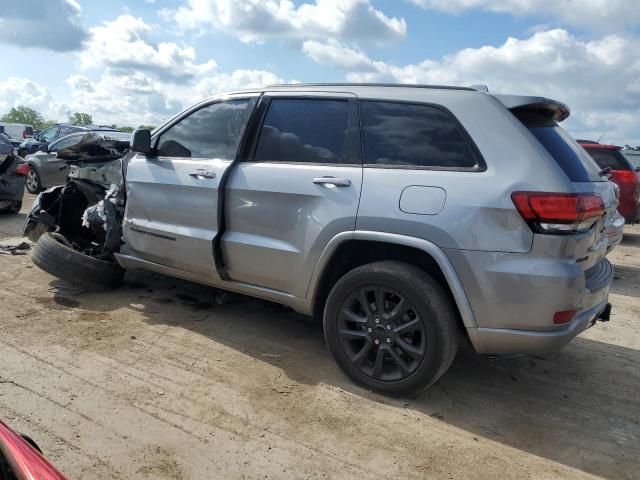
{"left": 123, "top": 96, "right": 257, "bottom": 284}
{"left": 221, "top": 92, "right": 362, "bottom": 298}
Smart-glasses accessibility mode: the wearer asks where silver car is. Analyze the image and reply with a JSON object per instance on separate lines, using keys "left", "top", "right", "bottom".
{"left": 24, "top": 131, "right": 131, "bottom": 193}
{"left": 25, "top": 84, "right": 624, "bottom": 396}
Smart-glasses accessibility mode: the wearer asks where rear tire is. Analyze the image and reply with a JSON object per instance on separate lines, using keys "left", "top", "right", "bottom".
{"left": 32, "top": 232, "right": 124, "bottom": 291}
{"left": 25, "top": 167, "right": 41, "bottom": 194}
{"left": 323, "top": 260, "right": 459, "bottom": 396}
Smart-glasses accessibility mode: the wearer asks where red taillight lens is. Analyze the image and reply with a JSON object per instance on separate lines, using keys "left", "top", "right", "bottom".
{"left": 15, "top": 163, "right": 29, "bottom": 176}
{"left": 512, "top": 192, "right": 605, "bottom": 234}
{"left": 610, "top": 170, "right": 638, "bottom": 183}
{"left": 553, "top": 309, "right": 577, "bottom": 325}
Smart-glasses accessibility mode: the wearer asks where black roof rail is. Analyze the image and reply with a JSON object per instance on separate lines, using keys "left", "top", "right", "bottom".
{"left": 264, "top": 82, "right": 476, "bottom": 91}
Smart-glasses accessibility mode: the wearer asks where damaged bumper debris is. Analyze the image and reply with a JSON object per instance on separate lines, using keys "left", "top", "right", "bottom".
{"left": 23, "top": 134, "right": 130, "bottom": 259}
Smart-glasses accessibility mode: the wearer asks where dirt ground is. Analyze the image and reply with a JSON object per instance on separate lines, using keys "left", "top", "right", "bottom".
{"left": 0, "top": 193, "right": 638, "bottom": 480}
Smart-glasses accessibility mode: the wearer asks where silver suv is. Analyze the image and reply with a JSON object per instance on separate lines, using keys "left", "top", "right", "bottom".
{"left": 25, "top": 84, "right": 624, "bottom": 396}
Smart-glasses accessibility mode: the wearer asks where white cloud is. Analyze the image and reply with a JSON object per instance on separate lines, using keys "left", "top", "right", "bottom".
{"left": 81, "top": 15, "right": 217, "bottom": 83}
{"left": 194, "top": 69, "right": 288, "bottom": 98}
{"left": 303, "top": 30, "right": 640, "bottom": 145}
{"left": 302, "top": 39, "right": 374, "bottom": 70}
{"left": 0, "top": 0, "right": 88, "bottom": 51}
{"left": 169, "top": 0, "right": 406, "bottom": 44}
{"left": 0, "top": 77, "right": 53, "bottom": 114}
{"left": 407, "top": 0, "right": 640, "bottom": 30}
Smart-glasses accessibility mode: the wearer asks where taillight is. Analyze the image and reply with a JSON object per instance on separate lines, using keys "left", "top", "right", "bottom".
{"left": 15, "top": 163, "right": 29, "bottom": 176}
{"left": 610, "top": 170, "right": 638, "bottom": 183}
{"left": 512, "top": 192, "right": 605, "bottom": 234}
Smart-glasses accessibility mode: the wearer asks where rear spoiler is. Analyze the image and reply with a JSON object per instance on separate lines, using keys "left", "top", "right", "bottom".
{"left": 491, "top": 94, "right": 570, "bottom": 122}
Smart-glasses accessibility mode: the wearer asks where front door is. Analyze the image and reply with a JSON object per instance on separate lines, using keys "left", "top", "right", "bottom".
{"left": 221, "top": 92, "right": 362, "bottom": 298}
{"left": 123, "top": 96, "right": 257, "bottom": 284}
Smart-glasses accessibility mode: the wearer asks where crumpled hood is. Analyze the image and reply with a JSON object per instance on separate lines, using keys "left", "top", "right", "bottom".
{"left": 57, "top": 134, "right": 130, "bottom": 163}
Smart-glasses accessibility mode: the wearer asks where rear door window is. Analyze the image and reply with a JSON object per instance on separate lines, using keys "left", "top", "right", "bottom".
{"left": 583, "top": 148, "right": 632, "bottom": 171}
{"left": 254, "top": 98, "right": 350, "bottom": 164}
{"left": 360, "top": 101, "right": 480, "bottom": 169}
{"left": 514, "top": 110, "right": 603, "bottom": 182}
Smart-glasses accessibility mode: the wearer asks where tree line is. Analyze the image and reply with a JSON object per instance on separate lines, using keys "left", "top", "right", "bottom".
{"left": 1, "top": 105, "right": 155, "bottom": 132}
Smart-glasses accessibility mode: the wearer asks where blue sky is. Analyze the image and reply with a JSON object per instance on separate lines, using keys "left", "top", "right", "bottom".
{"left": 1, "top": 1, "right": 639, "bottom": 144}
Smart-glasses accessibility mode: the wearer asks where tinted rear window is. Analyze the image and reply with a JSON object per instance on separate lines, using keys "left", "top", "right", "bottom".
{"left": 255, "top": 99, "right": 350, "bottom": 164}
{"left": 514, "top": 110, "right": 603, "bottom": 182}
{"left": 360, "top": 101, "right": 479, "bottom": 169}
{"left": 583, "top": 148, "right": 631, "bottom": 171}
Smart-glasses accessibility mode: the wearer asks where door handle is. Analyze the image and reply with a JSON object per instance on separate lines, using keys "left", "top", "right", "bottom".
{"left": 313, "top": 176, "right": 351, "bottom": 187}
{"left": 189, "top": 171, "right": 216, "bottom": 179}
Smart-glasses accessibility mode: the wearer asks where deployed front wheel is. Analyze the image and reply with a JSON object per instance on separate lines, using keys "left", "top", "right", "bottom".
{"left": 323, "top": 261, "right": 459, "bottom": 396}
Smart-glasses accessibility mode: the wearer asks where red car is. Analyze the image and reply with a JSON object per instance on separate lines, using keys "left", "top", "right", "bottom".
{"left": 579, "top": 140, "right": 640, "bottom": 223}
{"left": 0, "top": 420, "right": 67, "bottom": 480}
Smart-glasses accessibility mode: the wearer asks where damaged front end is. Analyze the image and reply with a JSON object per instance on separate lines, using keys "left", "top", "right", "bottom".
{"left": 23, "top": 134, "right": 130, "bottom": 259}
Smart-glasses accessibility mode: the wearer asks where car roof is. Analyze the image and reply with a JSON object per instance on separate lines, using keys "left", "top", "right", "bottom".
{"left": 53, "top": 123, "right": 119, "bottom": 131}
{"left": 203, "top": 83, "right": 570, "bottom": 121}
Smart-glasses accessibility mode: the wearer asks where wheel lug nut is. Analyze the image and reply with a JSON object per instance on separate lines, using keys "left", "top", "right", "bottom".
{"left": 367, "top": 327, "right": 373, "bottom": 333}
{"left": 386, "top": 324, "right": 392, "bottom": 330}
{"left": 386, "top": 338, "right": 391, "bottom": 343}
{"left": 374, "top": 317, "right": 380, "bottom": 324}
{"left": 374, "top": 339, "right": 380, "bottom": 345}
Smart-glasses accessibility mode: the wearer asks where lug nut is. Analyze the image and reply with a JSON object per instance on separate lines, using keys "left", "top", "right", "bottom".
{"left": 386, "top": 324, "right": 392, "bottom": 330}
{"left": 367, "top": 327, "right": 373, "bottom": 333}
{"left": 374, "top": 339, "right": 380, "bottom": 345}
{"left": 374, "top": 317, "right": 380, "bottom": 324}
{"left": 386, "top": 338, "right": 391, "bottom": 343}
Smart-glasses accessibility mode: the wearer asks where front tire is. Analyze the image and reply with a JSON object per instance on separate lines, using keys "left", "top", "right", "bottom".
{"left": 32, "top": 232, "right": 124, "bottom": 291}
{"left": 323, "top": 261, "right": 459, "bottom": 396}
{"left": 25, "top": 166, "right": 42, "bottom": 194}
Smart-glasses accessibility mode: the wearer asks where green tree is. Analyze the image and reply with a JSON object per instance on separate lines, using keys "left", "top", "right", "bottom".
{"left": 1, "top": 105, "right": 45, "bottom": 128}
{"left": 138, "top": 125, "right": 156, "bottom": 131}
{"left": 118, "top": 126, "right": 135, "bottom": 133}
{"left": 68, "top": 112, "right": 93, "bottom": 126}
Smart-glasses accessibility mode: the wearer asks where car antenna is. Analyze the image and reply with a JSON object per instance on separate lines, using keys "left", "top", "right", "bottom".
{"left": 596, "top": 132, "right": 606, "bottom": 143}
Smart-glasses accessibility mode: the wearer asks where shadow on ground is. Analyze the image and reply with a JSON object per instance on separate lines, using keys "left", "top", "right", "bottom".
{"left": 46, "top": 267, "right": 640, "bottom": 480}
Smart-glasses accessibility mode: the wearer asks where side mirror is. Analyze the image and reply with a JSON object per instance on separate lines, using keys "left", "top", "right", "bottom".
{"left": 131, "top": 129, "right": 151, "bottom": 154}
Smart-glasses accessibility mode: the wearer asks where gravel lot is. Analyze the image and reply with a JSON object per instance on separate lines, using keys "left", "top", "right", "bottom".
{"left": 1, "top": 193, "right": 639, "bottom": 479}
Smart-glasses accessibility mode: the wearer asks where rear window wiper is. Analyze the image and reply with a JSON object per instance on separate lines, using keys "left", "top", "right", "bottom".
{"left": 599, "top": 166, "right": 612, "bottom": 177}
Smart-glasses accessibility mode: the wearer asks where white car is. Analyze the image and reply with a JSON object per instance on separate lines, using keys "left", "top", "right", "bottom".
{"left": 0, "top": 122, "right": 34, "bottom": 141}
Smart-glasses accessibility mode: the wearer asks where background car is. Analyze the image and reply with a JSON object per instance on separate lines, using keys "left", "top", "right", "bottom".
{"left": 24, "top": 131, "right": 131, "bottom": 193}
{"left": 623, "top": 149, "right": 640, "bottom": 171}
{"left": 0, "top": 140, "right": 27, "bottom": 213}
{"left": 18, "top": 123, "right": 120, "bottom": 157}
{"left": 0, "top": 122, "right": 34, "bottom": 141}
{"left": 0, "top": 419, "right": 67, "bottom": 480}
{"left": 0, "top": 132, "right": 21, "bottom": 154}
{"left": 579, "top": 140, "right": 640, "bottom": 223}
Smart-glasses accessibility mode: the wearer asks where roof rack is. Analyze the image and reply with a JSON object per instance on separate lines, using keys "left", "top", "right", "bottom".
{"left": 264, "top": 83, "right": 476, "bottom": 91}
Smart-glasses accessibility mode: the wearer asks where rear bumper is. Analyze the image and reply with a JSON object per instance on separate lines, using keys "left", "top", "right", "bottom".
{"left": 0, "top": 175, "right": 26, "bottom": 202}
{"left": 467, "top": 296, "right": 611, "bottom": 355}
{"left": 445, "top": 244, "right": 615, "bottom": 355}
